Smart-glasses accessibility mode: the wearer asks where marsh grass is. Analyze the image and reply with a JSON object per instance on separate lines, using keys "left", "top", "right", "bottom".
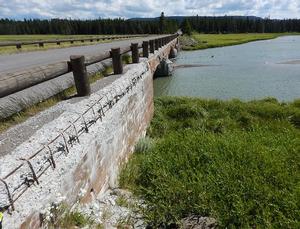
{"left": 181, "top": 33, "right": 300, "bottom": 51}
{"left": 120, "top": 97, "right": 300, "bottom": 228}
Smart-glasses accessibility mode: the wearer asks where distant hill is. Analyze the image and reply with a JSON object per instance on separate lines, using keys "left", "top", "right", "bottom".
{"left": 129, "top": 16, "right": 262, "bottom": 23}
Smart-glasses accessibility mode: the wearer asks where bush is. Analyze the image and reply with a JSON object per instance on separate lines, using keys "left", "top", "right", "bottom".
{"left": 134, "top": 137, "right": 154, "bottom": 154}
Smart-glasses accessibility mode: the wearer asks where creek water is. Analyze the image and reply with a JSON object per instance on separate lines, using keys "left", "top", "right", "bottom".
{"left": 154, "top": 36, "right": 300, "bottom": 101}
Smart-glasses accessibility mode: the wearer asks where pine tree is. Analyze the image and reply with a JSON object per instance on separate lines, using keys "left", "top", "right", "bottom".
{"left": 181, "top": 19, "right": 192, "bottom": 35}
{"left": 159, "top": 12, "right": 165, "bottom": 34}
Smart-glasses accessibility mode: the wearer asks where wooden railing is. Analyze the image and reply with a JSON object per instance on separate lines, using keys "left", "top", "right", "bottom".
{"left": 0, "top": 34, "right": 147, "bottom": 49}
{"left": 0, "top": 34, "right": 179, "bottom": 98}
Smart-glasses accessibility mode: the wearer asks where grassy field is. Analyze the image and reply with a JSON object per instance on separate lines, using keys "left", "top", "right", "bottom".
{"left": 0, "top": 34, "right": 126, "bottom": 54}
{"left": 180, "top": 33, "right": 299, "bottom": 50}
{"left": 0, "top": 34, "right": 104, "bottom": 42}
{"left": 120, "top": 97, "right": 300, "bottom": 228}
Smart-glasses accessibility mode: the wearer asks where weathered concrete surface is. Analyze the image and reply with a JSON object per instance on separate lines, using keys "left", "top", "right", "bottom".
{"left": 0, "top": 67, "right": 120, "bottom": 158}
{"left": 0, "top": 38, "right": 177, "bottom": 228}
{"left": 154, "top": 59, "right": 174, "bottom": 77}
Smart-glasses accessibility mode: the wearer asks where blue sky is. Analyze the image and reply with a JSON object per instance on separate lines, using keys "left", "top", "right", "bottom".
{"left": 0, "top": 0, "right": 299, "bottom": 20}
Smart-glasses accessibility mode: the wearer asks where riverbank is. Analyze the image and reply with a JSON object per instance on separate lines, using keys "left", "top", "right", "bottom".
{"left": 120, "top": 97, "right": 300, "bottom": 228}
{"left": 180, "top": 33, "right": 299, "bottom": 50}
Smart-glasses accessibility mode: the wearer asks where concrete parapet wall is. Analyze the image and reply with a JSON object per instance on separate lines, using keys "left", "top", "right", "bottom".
{"left": 0, "top": 39, "right": 177, "bottom": 228}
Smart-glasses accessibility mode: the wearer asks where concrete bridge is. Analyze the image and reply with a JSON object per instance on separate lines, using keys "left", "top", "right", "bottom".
{"left": 0, "top": 34, "right": 179, "bottom": 228}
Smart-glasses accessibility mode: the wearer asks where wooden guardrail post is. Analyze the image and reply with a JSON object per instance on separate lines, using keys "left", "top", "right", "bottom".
{"left": 149, "top": 40, "right": 155, "bottom": 53}
{"left": 70, "top": 40, "right": 74, "bottom": 44}
{"left": 56, "top": 41, "right": 61, "bottom": 45}
{"left": 111, "top": 48, "right": 123, "bottom": 74}
{"left": 70, "top": 55, "right": 91, "bottom": 96}
{"left": 155, "top": 39, "right": 159, "bottom": 50}
{"left": 131, "top": 43, "right": 139, "bottom": 63}
{"left": 39, "top": 42, "right": 44, "bottom": 47}
{"left": 142, "top": 41, "right": 149, "bottom": 58}
{"left": 16, "top": 44, "right": 22, "bottom": 49}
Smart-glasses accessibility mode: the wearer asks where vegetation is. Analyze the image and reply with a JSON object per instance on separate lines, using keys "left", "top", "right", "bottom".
{"left": 183, "top": 16, "right": 300, "bottom": 34}
{"left": 0, "top": 35, "right": 128, "bottom": 54}
{"left": 159, "top": 12, "right": 166, "bottom": 34}
{"left": 1, "top": 16, "right": 300, "bottom": 36}
{"left": 181, "top": 19, "right": 192, "bottom": 36}
{"left": 120, "top": 97, "right": 300, "bottom": 228}
{"left": 134, "top": 137, "right": 154, "bottom": 154}
{"left": 0, "top": 17, "right": 178, "bottom": 35}
{"left": 0, "top": 34, "right": 108, "bottom": 42}
{"left": 44, "top": 203, "right": 99, "bottom": 228}
{"left": 180, "top": 33, "right": 292, "bottom": 50}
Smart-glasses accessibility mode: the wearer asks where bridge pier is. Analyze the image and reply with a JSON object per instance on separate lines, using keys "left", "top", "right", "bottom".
{"left": 169, "top": 47, "right": 178, "bottom": 59}
{"left": 154, "top": 58, "right": 173, "bottom": 77}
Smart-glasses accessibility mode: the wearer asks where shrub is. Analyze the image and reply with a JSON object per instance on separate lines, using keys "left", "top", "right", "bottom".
{"left": 134, "top": 137, "right": 154, "bottom": 154}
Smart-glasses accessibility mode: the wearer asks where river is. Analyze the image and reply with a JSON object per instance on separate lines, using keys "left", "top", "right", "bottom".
{"left": 154, "top": 36, "right": 300, "bottom": 101}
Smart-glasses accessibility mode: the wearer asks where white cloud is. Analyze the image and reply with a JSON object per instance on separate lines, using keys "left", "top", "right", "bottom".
{"left": 0, "top": 0, "right": 299, "bottom": 19}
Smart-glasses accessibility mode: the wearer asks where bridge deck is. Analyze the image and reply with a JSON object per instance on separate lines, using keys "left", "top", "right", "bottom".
{"left": 0, "top": 35, "right": 163, "bottom": 75}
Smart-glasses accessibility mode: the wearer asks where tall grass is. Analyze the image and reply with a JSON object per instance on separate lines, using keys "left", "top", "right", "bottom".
{"left": 181, "top": 33, "right": 300, "bottom": 50}
{"left": 120, "top": 97, "right": 300, "bottom": 228}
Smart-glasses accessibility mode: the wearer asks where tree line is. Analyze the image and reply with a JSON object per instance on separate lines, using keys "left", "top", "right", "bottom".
{"left": 0, "top": 17, "right": 178, "bottom": 35}
{"left": 182, "top": 16, "right": 300, "bottom": 34}
{"left": 1, "top": 15, "right": 300, "bottom": 35}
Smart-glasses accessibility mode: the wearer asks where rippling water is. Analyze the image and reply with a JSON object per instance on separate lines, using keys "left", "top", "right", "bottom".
{"left": 154, "top": 36, "right": 300, "bottom": 101}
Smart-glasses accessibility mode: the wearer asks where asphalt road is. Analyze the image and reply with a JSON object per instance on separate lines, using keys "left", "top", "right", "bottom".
{"left": 0, "top": 35, "right": 163, "bottom": 75}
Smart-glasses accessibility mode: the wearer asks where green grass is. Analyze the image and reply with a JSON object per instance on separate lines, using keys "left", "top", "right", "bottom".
{"left": 120, "top": 97, "right": 300, "bottom": 228}
{"left": 0, "top": 34, "right": 128, "bottom": 54}
{"left": 43, "top": 203, "right": 97, "bottom": 228}
{"left": 0, "top": 34, "right": 104, "bottom": 42}
{"left": 181, "top": 33, "right": 300, "bottom": 50}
